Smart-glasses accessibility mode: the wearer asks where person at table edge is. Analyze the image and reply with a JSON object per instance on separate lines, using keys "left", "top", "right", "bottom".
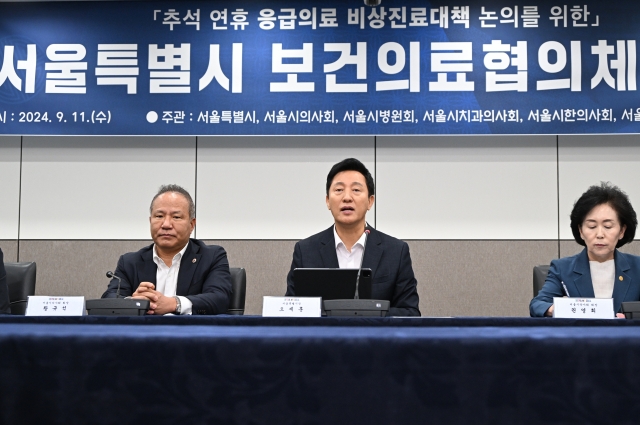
{"left": 102, "top": 184, "right": 231, "bottom": 315}
{"left": 530, "top": 182, "right": 640, "bottom": 317}
{"left": 0, "top": 248, "right": 10, "bottom": 314}
{"left": 286, "top": 158, "right": 420, "bottom": 317}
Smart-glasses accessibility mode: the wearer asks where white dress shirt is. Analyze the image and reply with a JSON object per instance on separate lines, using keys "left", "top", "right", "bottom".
{"left": 334, "top": 226, "right": 367, "bottom": 269}
{"left": 152, "top": 243, "right": 193, "bottom": 315}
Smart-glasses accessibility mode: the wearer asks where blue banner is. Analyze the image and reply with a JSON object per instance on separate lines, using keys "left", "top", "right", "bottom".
{"left": 0, "top": 0, "right": 638, "bottom": 135}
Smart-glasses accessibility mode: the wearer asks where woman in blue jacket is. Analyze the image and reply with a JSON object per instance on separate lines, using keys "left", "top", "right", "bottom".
{"left": 530, "top": 182, "right": 640, "bottom": 317}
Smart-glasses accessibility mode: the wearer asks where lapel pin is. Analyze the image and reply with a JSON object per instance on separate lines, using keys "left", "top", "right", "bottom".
{"left": 192, "top": 258, "right": 197, "bottom": 263}
{"left": 619, "top": 276, "right": 624, "bottom": 281}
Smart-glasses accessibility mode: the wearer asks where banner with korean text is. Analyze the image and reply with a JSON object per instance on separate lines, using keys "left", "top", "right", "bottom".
{"left": 0, "top": 0, "right": 637, "bottom": 135}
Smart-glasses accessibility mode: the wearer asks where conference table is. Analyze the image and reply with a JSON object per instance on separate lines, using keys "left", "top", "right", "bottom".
{"left": 1, "top": 315, "right": 640, "bottom": 425}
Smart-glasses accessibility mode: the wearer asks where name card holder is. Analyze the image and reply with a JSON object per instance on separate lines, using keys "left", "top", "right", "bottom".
{"left": 26, "top": 296, "right": 86, "bottom": 316}
{"left": 262, "top": 296, "right": 321, "bottom": 317}
{"left": 553, "top": 297, "right": 614, "bottom": 319}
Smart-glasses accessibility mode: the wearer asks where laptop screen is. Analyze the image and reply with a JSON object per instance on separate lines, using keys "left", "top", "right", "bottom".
{"left": 293, "top": 268, "right": 372, "bottom": 300}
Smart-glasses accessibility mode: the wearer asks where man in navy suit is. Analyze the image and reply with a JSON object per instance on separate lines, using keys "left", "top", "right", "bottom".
{"left": 0, "top": 248, "right": 10, "bottom": 314}
{"left": 102, "top": 185, "right": 231, "bottom": 315}
{"left": 286, "top": 158, "right": 420, "bottom": 317}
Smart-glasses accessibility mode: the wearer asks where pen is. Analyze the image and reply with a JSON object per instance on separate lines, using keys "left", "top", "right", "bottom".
{"left": 561, "top": 281, "right": 570, "bottom": 297}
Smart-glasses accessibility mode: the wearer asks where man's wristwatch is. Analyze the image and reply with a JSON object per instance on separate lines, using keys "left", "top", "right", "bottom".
{"left": 174, "top": 296, "right": 182, "bottom": 315}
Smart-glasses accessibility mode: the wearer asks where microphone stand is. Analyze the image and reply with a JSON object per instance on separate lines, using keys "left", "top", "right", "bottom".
{"left": 85, "top": 271, "right": 150, "bottom": 316}
{"left": 106, "top": 271, "right": 123, "bottom": 298}
{"left": 323, "top": 227, "right": 390, "bottom": 317}
{"left": 354, "top": 229, "right": 370, "bottom": 299}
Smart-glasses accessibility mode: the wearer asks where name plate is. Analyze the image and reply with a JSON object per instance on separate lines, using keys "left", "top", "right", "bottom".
{"left": 26, "top": 296, "right": 86, "bottom": 316}
{"left": 262, "top": 296, "right": 321, "bottom": 317}
{"left": 553, "top": 297, "right": 614, "bottom": 319}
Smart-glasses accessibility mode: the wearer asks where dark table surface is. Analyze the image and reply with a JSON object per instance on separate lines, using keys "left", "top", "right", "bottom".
{"left": 2, "top": 314, "right": 640, "bottom": 327}
{"left": 2, "top": 315, "right": 640, "bottom": 425}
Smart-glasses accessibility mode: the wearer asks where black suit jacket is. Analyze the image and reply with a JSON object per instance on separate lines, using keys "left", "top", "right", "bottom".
{"left": 102, "top": 239, "right": 232, "bottom": 315}
{"left": 286, "top": 226, "right": 420, "bottom": 317}
{"left": 0, "top": 248, "right": 9, "bottom": 314}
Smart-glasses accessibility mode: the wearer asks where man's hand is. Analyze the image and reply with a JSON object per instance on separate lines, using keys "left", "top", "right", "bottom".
{"left": 132, "top": 282, "right": 177, "bottom": 315}
{"left": 544, "top": 305, "right": 554, "bottom": 317}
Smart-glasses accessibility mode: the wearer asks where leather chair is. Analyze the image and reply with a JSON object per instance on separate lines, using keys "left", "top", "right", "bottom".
{"left": 5, "top": 262, "right": 37, "bottom": 315}
{"left": 532, "top": 265, "right": 550, "bottom": 297}
{"left": 227, "top": 267, "right": 246, "bottom": 315}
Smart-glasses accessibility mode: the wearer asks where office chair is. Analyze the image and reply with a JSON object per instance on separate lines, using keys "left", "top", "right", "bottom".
{"left": 532, "top": 264, "right": 550, "bottom": 297}
{"left": 227, "top": 267, "right": 246, "bottom": 315}
{"left": 5, "top": 262, "right": 37, "bottom": 315}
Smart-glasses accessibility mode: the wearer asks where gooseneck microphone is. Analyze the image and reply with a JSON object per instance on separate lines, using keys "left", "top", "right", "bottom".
{"left": 106, "top": 271, "right": 123, "bottom": 298}
{"left": 85, "top": 271, "right": 150, "bottom": 316}
{"left": 323, "top": 226, "right": 389, "bottom": 316}
{"left": 354, "top": 229, "right": 370, "bottom": 299}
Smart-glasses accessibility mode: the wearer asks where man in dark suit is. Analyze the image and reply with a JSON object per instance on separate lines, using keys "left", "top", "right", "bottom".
{"left": 286, "top": 158, "right": 420, "bottom": 317}
{"left": 0, "top": 248, "right": 10, "bottom": 314}
{"left": 102, "top": 185, "right": 231, "bottom": 315}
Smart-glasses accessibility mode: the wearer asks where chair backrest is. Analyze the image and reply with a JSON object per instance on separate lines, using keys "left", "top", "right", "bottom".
{"left": 227, "top": 267, "right": 246, "bottom": 315}
{"left": 532, "top": 265, "right": 550, "bottom": 298}
{"left": 5, "top": 262, "right": 37, "bottom": 315}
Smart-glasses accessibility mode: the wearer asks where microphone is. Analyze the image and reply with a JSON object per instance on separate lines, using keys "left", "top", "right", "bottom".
{"left": 354, "top": 229, "right": 370, "bottom": 299}
{"left": 85, "top": 271, "right": 150, "bottom": 316}
{"left": 323, "top": 226, "right": 389, "bottom": 317}
{"left": 106, "top": 271, "right": 123, "bottom": 298}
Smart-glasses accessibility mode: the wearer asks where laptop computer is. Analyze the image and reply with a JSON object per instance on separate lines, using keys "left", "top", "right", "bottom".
{"left": 293, "top": 268, "right": 373, "bottom": 300}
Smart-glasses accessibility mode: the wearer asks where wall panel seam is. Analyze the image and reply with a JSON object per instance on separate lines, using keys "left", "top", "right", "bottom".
{"left": 17, "top": 135, "right": 23, "bottom": 261}
{"left": 556, "top": 134, "right": 560, "bottom": 259}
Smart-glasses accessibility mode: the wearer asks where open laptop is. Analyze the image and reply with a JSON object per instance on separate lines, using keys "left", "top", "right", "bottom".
{"left": 293, "top": 268, "right": 373, "bottom": 300}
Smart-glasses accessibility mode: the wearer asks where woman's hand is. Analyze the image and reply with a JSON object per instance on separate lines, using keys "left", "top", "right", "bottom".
{"left": 545, "top": 305, "right": 554, "bottom": 317}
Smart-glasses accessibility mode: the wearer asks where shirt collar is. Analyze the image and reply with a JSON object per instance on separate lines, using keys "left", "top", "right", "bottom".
{"left": 333, "top": 225, "right": 368, "bottom": 251}
{"left": 153, "top": 242, "right": 189, "bottom": 267}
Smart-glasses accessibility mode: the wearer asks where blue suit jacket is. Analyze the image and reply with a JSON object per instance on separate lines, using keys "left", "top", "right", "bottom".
{"left": 286, "top": 226, "right": 420, "bottom": 317}
{"left": 0, "top": 248, "right": 9, "bottom": 314}
{"left": 101, "top": 239, "right": 232, "bottom": 315}
{"left": 530, "top": 248, "right": 640, "bottom": 317}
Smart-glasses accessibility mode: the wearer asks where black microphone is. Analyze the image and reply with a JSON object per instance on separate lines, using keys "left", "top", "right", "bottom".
{"left": 85, "top": 271, "right": 150, "bottom": 316}
{"left": 354, "top": 229, "right": 370, "bottom": 299}
{"left": 106, "top": 271, "right": 123, "bottom": 298}
{"left": 323, "top": 226, "right": 389, "bottom": 317}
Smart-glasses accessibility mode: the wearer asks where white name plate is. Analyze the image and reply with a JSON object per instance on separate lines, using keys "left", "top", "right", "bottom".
{"left": 26, "top": 296, "right": 86, "bottom": 316}
{"left": 262, "top": 296, "right": 321, "bottom": 317}
{"left": 553, "top": 297, "right": 614, "bottom": 319}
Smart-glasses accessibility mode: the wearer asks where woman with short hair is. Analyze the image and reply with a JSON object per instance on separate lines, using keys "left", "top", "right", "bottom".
{"left": 530, "top": 182, "right": 640, "bottom": 317}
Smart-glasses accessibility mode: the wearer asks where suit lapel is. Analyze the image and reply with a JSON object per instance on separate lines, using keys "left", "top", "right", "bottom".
{"left": 136, "top": 246, "right": 157, "bottom": 288}
{"left": 361, "top": 228, "right": 383, "bottom": 276}
{"left": 319, "top": 226, "right": 340, "bottom": 268}
{"left": 612, "top": 250, "right": 632, "bottom": 313}
{"left": 177, "top": 240, "right": 201, "bottom": 296}
{"left": 571, "top": 249, "right": 595, "bottom": 298}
